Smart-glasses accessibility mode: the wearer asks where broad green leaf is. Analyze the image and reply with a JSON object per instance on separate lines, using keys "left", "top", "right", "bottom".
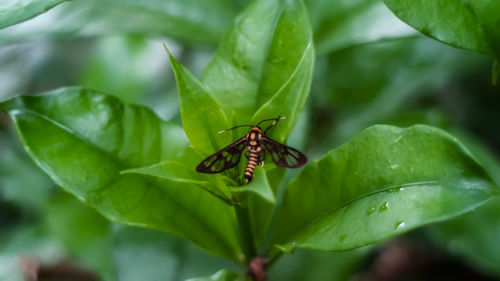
{"left": 186, "top": 270, "right": 246, "bottom": 281}
{"left": 251, "top": 43, "right": 314, "bottom": 143}
{"left": 383, "top": 0, "right": 500, "bottom": 58}
{"left": 168, "top": 50, "right": 231, "bottom": 155}
{"left": 122, "top": 160, "right": 233, "bottom": 204}
{"left": 0, "top": 0, "right": 237, "bottom": 45}
{"left": 122, "top": 161, "right": 209, "bottom": 186}
{"left": 201, "top": 0, "right": 314, "bottom": 139}
{"left": 0, "top": 87, "right": 242, "bottom": 261}
{"left": 426, "top": 129, "right": 500, "bottom": 277}
{"left": 271, "top": 125, "right": 498, "bottom": 257}
{"left": 306, "top": 0, "right": 417, "bottom": 55}
{"left": 0, "top": 0, "right": 67, "bottom": 30}
{"left": 449, "top": 129, "right": 500, "bottom": 186}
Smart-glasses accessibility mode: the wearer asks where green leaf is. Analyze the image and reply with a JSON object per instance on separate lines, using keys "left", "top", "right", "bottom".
{"left": 0, "top": 0, "right": 237, "bottom": 45}
{"left": 0, "top": 87, "right": 242, "bottom": 261}
{"left": 168, "top": 49, "right": 231, "bottom": 154}
{"left": 251, "top": 43, "right": 314, "bottom": 143}
{"left": 383, "top": 0, "right": 500, "bottom": 58}
{"left": 201, "top": 0, "right": 314, "bottom": 138}
{"left": 0, "top": 0, "right": 67, "bottom": 30}
{"left": 426, "top": 129, "right": 500, "bottom": 277}
{"left": 186, "top": 270, "right": 246, "bottom": 281}
{"left": 122, "top": 161, "right": 209, "bottom": 185}
{"left": 306, "top": 0, "right": 417, "bottom": 55}
{"left": 271, "top": 125, "right": 498, "bottom": 257}
{"left": 230, "top": 167, "right": 275, "bottom": 204}
{"left": 122, "top": 160, "right": 233, "bottom": 204}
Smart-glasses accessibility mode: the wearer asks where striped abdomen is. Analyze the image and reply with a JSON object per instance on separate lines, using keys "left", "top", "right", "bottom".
{"left": 244, "top": 148, "right": 260, "bottom": 183}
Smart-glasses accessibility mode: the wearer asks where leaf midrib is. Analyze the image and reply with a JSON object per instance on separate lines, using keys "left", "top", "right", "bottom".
{"left": 278, "top": 180, "right": 445, "bottom": 246}
{"left": 253, "top": 0, "right": 286, "bottom": 111}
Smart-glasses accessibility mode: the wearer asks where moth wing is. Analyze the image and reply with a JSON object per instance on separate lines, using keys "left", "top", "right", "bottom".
{"left": 261, "top": 137, "right": 307, "bottom": 168}
{"left": 196, "top": 137, "right": 247, "bottom": 174}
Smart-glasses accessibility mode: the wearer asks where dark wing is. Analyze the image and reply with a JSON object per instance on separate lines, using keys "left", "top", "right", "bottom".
{"left": 261, "top": 137, "right": 307, "bottom": 168}
{"left": 196, "top": 137, "right": 247, "bottom": 174}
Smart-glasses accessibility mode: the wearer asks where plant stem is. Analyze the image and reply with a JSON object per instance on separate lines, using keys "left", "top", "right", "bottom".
{"left": 234, "top": 194, "right": 256, "bottom": 262}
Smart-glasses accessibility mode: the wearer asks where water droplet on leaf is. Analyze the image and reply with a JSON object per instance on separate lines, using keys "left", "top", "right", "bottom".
{"left": 378, "top": 202, "right": 389, "bottom": 212}
{"left": 366, "top": 206, "right": 376, "bottom": 215}
{"left": 394, "top": 221, "right": 405, "bottom": 230}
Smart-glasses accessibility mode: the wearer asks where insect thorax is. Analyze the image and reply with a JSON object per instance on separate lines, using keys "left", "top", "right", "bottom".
{"left": 247, "top": 127, "right": 263, "bottom": 148}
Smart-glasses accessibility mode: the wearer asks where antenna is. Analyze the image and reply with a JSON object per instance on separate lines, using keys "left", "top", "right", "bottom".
{"left": 257, "top": 116, "right": 286, "bottom": 127}
{"left": 218, "top": 124, "right": 254, "bottom": 134}
{"left": 218, "top": 116, "right": 286, "bottom": 134}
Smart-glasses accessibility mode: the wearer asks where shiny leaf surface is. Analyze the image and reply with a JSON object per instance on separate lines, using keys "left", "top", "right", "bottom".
{"left": 0, "top": 87, "right": 242, "bottom": 261}
{"left": 272, "top": 125, "right": 498, "bottom": 256}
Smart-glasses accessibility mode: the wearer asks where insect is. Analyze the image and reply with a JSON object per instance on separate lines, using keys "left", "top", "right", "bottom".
{"left": 196, "top": 117, "right": 307, "bottom": 183}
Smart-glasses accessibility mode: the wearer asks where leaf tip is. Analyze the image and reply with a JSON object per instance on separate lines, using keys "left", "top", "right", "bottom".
{"left": 162, "top": 43, "right": 171, "bottom": 56}
{"left": 163, "top": 43, "right": 177, "bottom": 62}
{"left": 163, "top": 43, "right": 182, "bottom": 73}
{"left": 119, "top": 169, "right": 134, "bottom": 176}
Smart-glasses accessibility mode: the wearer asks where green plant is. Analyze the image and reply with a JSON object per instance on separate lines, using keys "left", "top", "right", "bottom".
{"left": 1, "top": 0, "right": 500, "bottom": 280}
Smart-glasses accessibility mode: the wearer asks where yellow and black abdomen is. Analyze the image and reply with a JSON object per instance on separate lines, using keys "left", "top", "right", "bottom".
{"left": 244, "top": 148, "right": 260, "bottom": 183}
{"left": 244, "top": 128, "right": 263, "bottom": 183}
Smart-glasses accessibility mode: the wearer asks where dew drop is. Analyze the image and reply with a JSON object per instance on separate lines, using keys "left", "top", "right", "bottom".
{"left": 394, "top": 221, "right": 405, "bottom": 230}
{"left": 387, "top": 187, "right": 402, "bottom": 194}
{"left": 366, "top": 206, "right": 376, "bottom": 215}
{"left": 339, "top": 234, "right": 348, "bottom": 242}
{"left": 378, "top": 202, "right": 389, "bottom": 212}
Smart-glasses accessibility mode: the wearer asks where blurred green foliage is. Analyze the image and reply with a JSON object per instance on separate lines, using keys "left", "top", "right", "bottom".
{"left": 1, "top": 0, "right": 500, "bottom": 280}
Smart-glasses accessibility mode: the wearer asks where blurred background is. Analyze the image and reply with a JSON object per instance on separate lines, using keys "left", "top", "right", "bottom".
{"left": 1, "top": 0, "right": 499, "bottom": 280}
